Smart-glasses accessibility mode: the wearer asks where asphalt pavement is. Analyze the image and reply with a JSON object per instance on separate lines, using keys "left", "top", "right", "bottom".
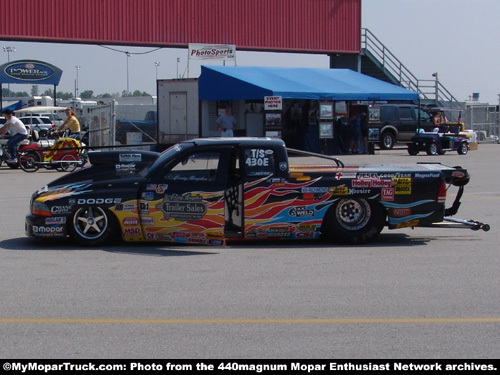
{"left": 0, "top": 144, "right": 499, "bottom": 359}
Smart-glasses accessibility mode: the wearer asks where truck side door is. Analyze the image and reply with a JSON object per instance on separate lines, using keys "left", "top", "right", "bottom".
{"left": 138, "top": 146, "right": 235, "bottom": 245}
{"left": 240, "top": 146, "right": 293, "bottom": 239}
{"left": 397, "top": 106, "right": 419, "bottom": 141}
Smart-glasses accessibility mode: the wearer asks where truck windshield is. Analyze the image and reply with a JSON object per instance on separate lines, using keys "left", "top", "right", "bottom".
{"left": 141, "top": 142, "right": 196, "bottom": 177}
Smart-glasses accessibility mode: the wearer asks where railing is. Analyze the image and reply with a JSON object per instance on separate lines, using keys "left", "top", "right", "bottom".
{"left": 361, "top": 28, "right": 463, "bottom": 110}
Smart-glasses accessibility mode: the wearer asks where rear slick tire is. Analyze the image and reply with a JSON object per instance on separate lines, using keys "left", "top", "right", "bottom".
{"left": 322, "top": 198, "right": 386, "bottom": 244}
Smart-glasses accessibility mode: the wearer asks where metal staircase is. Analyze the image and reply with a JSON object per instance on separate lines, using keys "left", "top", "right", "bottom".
{"left": 361, "top": 28, "right": 464, "bottom": 110}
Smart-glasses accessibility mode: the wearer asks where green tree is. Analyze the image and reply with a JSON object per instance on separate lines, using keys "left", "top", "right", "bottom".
{"left": 80, "top": 90, "right": 94, "bottom": 99}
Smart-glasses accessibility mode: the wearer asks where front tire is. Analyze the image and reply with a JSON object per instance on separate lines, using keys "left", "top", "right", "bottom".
{"left": 19, "top": 152, "right": 40, "bottom": 172}
{"left": 58, "top": 154, "right": 78, "bottom": 172}
{"left": 379, "top": 131, "right": 395, "bottom": 150}
{"left": 322, "top": 198, "right": 386, "bottom": 244}
{"left": 407, "top": 143, "right": 418, "bottom": 155}
{"left": 426, "top": 142, "right": 439, "bottom": 155}
{"left": 71, "top": 206, "right": 117, "bottom": 246}
{"left": 457, "top": 142, "right": 468, "bottom": 155}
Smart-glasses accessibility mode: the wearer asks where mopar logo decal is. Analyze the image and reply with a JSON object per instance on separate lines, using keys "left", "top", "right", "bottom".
{"left": 33, "top": 226, "right": 63, "bottom": 233}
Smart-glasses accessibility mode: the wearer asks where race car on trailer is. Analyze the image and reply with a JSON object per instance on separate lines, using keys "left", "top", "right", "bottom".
{"left": 26, "top": 138, "right": 489, "bottom": 246}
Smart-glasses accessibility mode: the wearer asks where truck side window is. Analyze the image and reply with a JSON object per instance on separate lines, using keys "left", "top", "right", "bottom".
{"left": 164, "top": 152, "right": 221, "bottom": 182}
{"left": 380, "top": 106, "right": 397, "bottom": 121}
{"left": 242, "top": 148, "right": 275, "bottom": 178}
{"left": 399, "top": 107, "right": 413, "bottom": 120}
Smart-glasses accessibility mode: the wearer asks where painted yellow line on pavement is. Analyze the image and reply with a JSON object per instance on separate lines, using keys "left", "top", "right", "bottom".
{"left": 1, "top": 318, "right": 500, "bottom": 324}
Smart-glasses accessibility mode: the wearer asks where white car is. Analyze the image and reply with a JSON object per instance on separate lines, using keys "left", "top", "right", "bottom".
{"left": 18, "top": 116, "right": 55, "bottom": 137}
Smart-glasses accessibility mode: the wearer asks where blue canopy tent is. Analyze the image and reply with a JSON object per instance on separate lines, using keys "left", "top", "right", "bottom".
{"left": 198, "top": 66, "right": 419, "bottom": 154}
{"left": 1, "top": 100, "right": 22, "bottom": 112}
{"left": 199, "top": 66, "right": 419, "bottom": 102}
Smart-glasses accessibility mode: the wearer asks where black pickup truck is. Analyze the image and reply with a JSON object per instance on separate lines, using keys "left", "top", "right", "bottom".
{"left": 115, "top": 110, "right": 158, "bottom": 144}
{"left": 26, "top": 137, "right": 488, "bottom": 246}
{"left": 368, "top": 104, "right": 434, "bottom": 150}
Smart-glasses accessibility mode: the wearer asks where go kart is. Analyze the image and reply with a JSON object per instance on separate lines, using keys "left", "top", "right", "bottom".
{"left": 407, "top": 125, "right": 469, "bottom": 156}
{"left": 18, "top": 131, "right": 87, "bottom": 172}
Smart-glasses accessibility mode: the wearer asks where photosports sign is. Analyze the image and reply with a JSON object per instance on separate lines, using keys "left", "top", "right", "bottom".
{"left": 188, "top": 43, "right": 236, "bottom": 61}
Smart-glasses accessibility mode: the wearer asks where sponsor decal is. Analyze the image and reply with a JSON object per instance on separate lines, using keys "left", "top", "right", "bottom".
{"left": 116, "top": 163, "right": 136, "bottom": 174}
{"left": 279, "top": 162, "right": 288, "bottom": 171}
{"left": 297, "top": 224, "right": 316, "bottom": 232}
{"left": 296, "top": 231, "right": 315, "bottom": 239}
{"left": 392, "top": 177, "right": 412, "bottom": 195}
{"left": 50, "top": 205, "right": 72, "bottom": 215}
{"left": 395, "top": 219, "right": 420, "bottom": 229}
{"left": 392, "top": 208, "right": 411, "bottom": 217}
{"left": 348, "top": 188, "right": 371, "bottom": 195}
{"left": 123, "top": 227, "right": 141, "bottom": 237}
{"left": 335, "top": 172, "right": 357, "bottom": 180}
{"left": 45, "top": 217, "right": 66, "bottom": 224}
{"left": 123, "top": 217, "right": 139, "bottom": 226}
{"left": 140, "top": 217, "right": 155, "bottom": 225}
{"left": 114, "top": 203, "right": 137, "bottom": 212}
{"left": 139, "top": 202, "right": 149, "bottom": 214}
{"left": 381, "top": 188, "right": 395, "bottom": 201}
{"left": 77, "top": 198, "right": 122, "bottom": 205}
{"left": 119, "top": 153, "right": 142, "bottom": 162}
{"left": 33, "top": 226, "right": 63, "bottom": 234}
{"left": 358, "top": 172, "right": 411, "bottom": 179}
{"left": 331, "top": 186, "right": 348, "bottom": 195}
{"left": 414, "top": 173, "right": 441, "bottom": 179}
{"left": 161, "top": 194, "right": 207, "bottom": 221}
{"left": 141, "top": 192, "right": 155, "bottom": 201}
{"left": 352, "top": 179, "right": 392, "bottom": 188}
{"left": 289, "top": 207, "right": 315, "bottom": 218}
{"left": 302, "top": 187, "right": 329, "bottom": 194}
{"left": 156, "top": 184, "right": 168, "bottom": 194}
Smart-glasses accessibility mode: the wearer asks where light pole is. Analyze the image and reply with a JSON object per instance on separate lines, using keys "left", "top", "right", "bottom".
{"left": 3, "top": 46, "right": 16, "bottom": 94}
{"left": 75, "top": 65, "right": 81, "bottom": 98}
{"left": 154, "top": 61, "right": 160, "bottom": 80}
{"left": 126, "top": 52, "right": 131, "bottom": 94}
{"left": 432, "top": 72, "right": 439, "bottom": 102}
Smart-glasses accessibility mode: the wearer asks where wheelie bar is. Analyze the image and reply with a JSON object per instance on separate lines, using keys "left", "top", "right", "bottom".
{"left": 443, "top": 216, "right": 491, "bottom": 232}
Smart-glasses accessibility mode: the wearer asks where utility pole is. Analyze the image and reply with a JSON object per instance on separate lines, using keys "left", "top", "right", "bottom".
{"left": 3, "top": 46, "right": 16, "bottom": 95}
{"left": 75, "top": 65, "right": 81, "bottom": 98}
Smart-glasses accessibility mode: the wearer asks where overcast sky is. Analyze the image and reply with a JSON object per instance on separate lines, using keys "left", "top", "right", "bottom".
{"left": 2, "top": 0, "right": 499, "bottom": 104}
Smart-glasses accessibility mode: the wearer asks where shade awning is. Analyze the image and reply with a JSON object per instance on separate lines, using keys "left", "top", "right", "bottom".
{"left": 199, "top": 66, "right": 419, "bottom": 102}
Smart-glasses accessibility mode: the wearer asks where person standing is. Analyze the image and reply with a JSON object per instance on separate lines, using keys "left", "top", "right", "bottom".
{"left": 348, "top": 111, "right": 362, "bottom": 154}
{"left": 360, "top": 112, "right": 369, "bottom": 154}
{"left": 216, "top": 107, "right": 236, "bottom": 137}
{"left": 0, "top": 109, "right": 28, "bottom": 163}
{"left": 57, "top": 107, "right": 81, "bottom": 139}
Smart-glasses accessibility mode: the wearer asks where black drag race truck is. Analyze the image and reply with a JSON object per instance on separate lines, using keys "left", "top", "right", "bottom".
{"left": 25, "top": 138, "right": 489, "bottom": 246}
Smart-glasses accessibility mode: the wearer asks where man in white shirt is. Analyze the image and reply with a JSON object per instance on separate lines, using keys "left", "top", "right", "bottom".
{"left": 0, "top": 109, "right": 28, "bottom": 163}
{"left": 216, "top": 107, "right": 236, "bottom": 137}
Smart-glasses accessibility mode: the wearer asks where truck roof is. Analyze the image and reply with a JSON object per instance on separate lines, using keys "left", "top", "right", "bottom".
{"left": 183, "top": 137, "right": 286, "bottom": 148}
